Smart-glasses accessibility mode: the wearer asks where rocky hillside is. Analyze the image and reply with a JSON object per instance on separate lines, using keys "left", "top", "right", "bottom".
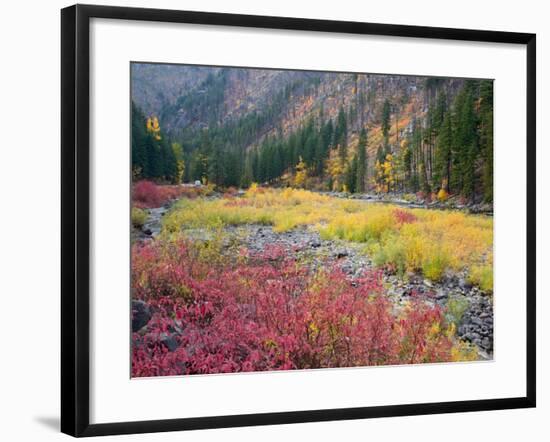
{"left": 131, "top": 64, "right": 216, "bottom": 117}
{"left": 132, "top": 63, "right": 462, "bottom": 155}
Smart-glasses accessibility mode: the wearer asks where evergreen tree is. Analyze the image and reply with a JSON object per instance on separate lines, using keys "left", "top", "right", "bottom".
{"left": 241, "top": 155, "right": 254, "bottom": 188}
{"left": 303, "top": 122, "right": 317, "bottom": 165}
{"left": 411, "top": 121, "right": 429, "bottom": 193}
{"left": 453, "top": 81, "right": 477, "bottom": 198}
{"left": 251, "top": 149, "right": 260, "bottom": 182}
{"left": 381, "top": 99, "right": 391, "bottom": 139}
{"left": 287, "top": 132, "right": 298, "bottom": 166}
{"left": 171, "top": 142, "right": 185, "bottom": 184}
{"left": 223, "top": 150, "right": 241, "bottom": 187}
{"left": 273, "top": 142, "right": 284, "bottom": 180}
{"left": 356, "top": 128, "right": 368, "bottom": 192}
{"left": 207, "top": 145, "right": 225, "bottom": 186}
{"left": 434, "top": 91, "right": 447, "bottom": 129}
{"left": 321, "top": 119, "right": 334, "bottom": 152}
{"left": 346, "top": 154, "right": 358, "bottom": 193}
{"left": 335, "top": 106, "right": 348, "bottom": 164}
{"left": 403, "top": 144, "right": 412, "bottom": 188}
{"left": 143, "top": 133, "right": 161, "bottom": 178}
{"left": 479, "top": 80, "right": 493, "bottom": 202}
{"left": 434, "top": 111, "right": 453, "bottom": 192}
{"left": 160, "top": 138, "right": 178, "bottom": 182}
{"left": 376, "top": 145, "right": 386, "bottom": 164}
{"left": 452, "top": 82, "right": 477, "bottom": 198}
{"left": 314, "top": 136, "right": 326, "bottom": 176}
{"left": 189, "top": 131, "right": 211, "bottom": 183}
{"left": 131, "top": 102, "right": 147, "bottom": 178}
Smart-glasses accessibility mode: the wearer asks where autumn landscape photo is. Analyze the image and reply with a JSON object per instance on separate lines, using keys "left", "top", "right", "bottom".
{"left": 130, "top": 63, "right": 494, "bottom": 377}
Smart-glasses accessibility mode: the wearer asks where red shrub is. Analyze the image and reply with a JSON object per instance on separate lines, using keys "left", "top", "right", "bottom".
{"left": 133, "top": 180, "right": 163, "bottom": 208}
{"left": 223, "top": 187, "right": 239, "bottom": 198}
{"left": 131, "top": 240, "right": 455, "bottom": 377}
{"left": 393, "top": 208, "right": 417, "bottom": 226}
{"left": 416, "top": 191, "right": 434, "bottom": 204}
{"left": 132, "top": 181, "right": 206, "bottom": 208}
{"left": 397, "top": 302, "right": 452, "bottom": 363}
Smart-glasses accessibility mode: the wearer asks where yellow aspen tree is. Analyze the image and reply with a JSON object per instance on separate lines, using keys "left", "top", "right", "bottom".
{"left": 325, "top": 150, "right": 344, "bottom": 191}
{"left": 382, "top": 153, "right": 396, "bottom": 193}
{"left": 437, "top": 178, "right": 449, "bottom": 201}
{"left": 176, "top": 160, "right": 185, "bottom": 184}
{"left": 293, "top": 156, "right": 308, "bottom": 188}
{"left": 146, "top": 116, "right": 162, "bottom": 140}
{"left": 374, "top": 160, "right": 385, "bottom": 193}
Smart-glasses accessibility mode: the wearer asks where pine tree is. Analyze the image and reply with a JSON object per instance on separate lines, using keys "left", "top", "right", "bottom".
{"left": 356, "top": 128, "right": 368, "bottom": 193}
{"left": 207, "top": 146, "right": 223, "bottom": 186}
{"left": 322, "top": 119, "right": 334, "bottom": 149}
{"left": 452, "top": 82, "right": 478, "bottom": 199}
{"left": 346, "top": 154, "right": 358, "bottom": 193}
{"left": 402, "top": 143, "right": 412, "bottom": 189}
{"left": 161, "top": 138, "right": 177, "bottom": 182}
{"left": 335, "top": 107, "right": 348, "bottom": 164}
{"left": 189, "top": 131, "right": 211, "bottom": 183}
{"left": 479, "top": 80, "right": 493, "bottom": 202}
{"left": 314, "top": 136, "right": 326, "bottom": 176}
{"left": 381, "top": 99, "right": 391, "bottom": 139}
{"left": 223, "top": 150, "right": 240, "bottom": 187}
{"left": 304, "top": 131, "right": 317, "bottom": 165}
{"left": 241, "top": 156, "right": 254, "bottom": 188}
{"left": 434, "top": 111, "right": 453, "bottom": 192}
{"left": 131, "top": 102, "right": 147, "bottom": 179}
{"left": 143, "top": 132, "right": 161, "bottom": 178}
{"left": 171, "top": 143, "right": 185, "bottom": 184}
{"left": 434, "top": 91, "right": 447, "bottom": 129}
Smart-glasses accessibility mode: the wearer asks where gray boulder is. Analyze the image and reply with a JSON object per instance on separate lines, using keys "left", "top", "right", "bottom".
{"left": 131, "top": 300, "right": 152, "bottom": 332}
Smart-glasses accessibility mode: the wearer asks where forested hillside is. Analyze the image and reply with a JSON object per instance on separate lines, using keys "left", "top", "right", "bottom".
{"left": 131, "top": 63, "right": 493, "bottom": 203}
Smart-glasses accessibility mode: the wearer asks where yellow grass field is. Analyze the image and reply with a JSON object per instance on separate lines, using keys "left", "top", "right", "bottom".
{"left": 162, "top": 187, "right": 493, "bottom": 291}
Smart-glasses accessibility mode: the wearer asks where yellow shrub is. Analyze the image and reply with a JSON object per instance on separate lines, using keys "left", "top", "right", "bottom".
{"left": 437, "top": 188, "right": 449, "bottom": 202}
{"left": 469, "top": 263, "right": 493, "bottom": 293}
{"left": 451, "top": 341, "right": 479, "bottom": 362}
{"left": 131, "top": 207, "right": 147, "bottom": 227}
{"left": 321, "top": 206, "right": 396, "bottom": 242}
{"left": 422, "top": 250, "right": 450, "bottom": 281}
{"left": 245, "top": 182, "right": 261, "bottom": 197}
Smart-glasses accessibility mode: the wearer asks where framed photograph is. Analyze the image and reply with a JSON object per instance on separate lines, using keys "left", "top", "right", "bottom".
{"left": 61, "top": 4, "right": 536, "bottom": 437}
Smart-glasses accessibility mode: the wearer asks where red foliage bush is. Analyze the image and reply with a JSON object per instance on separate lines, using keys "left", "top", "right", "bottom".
{"left": 393, "top": 208, "right": 417, "bottom": 226}
{"left": 133, "top": 180, "right": 163, "bottom": 208}
{"left": 223, "top": 186, "right": 239, "bottom": 198}
{"left": 131, "top": 240, "right": 454, "bottom": 377}
{"left": 132, "top": 181, "right": 205, "bottom": 208}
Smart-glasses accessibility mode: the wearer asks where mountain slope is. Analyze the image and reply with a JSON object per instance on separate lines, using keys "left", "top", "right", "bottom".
{"left": 131, "top": 63, "right": 492, "bottom": 202}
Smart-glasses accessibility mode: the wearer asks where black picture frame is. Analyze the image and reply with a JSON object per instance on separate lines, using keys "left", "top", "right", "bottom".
{"left": 61, "top": 3, "right": 536, "bottom": 437}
